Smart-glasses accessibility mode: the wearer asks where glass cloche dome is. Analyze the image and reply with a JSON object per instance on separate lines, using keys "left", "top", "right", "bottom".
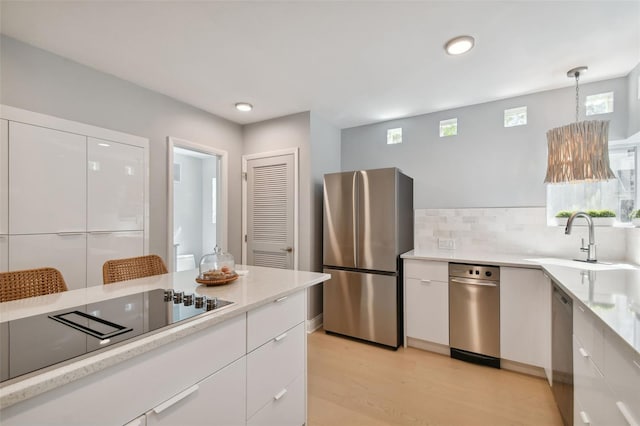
{"left": 199, "top": 246, "right": 235, "bottom": 280}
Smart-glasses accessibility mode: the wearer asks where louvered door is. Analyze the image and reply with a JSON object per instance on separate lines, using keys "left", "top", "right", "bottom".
{"left": 246, "top": 154, "right": 294, "bottom": 269}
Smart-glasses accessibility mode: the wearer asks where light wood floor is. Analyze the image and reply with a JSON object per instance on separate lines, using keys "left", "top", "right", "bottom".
{"left": 307, "top": 330, "right": 563, "bottom": 426}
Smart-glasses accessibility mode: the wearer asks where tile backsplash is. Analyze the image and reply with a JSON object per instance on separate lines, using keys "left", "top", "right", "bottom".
{"left": 415, "top": 207, "right": 632, "bottom": 262}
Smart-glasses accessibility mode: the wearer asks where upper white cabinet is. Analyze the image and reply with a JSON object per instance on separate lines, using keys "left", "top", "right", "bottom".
{"left": 9, "top": 122, "right": 86, "bottom": 234}
{"left": 0, "top": 235, "right": 7, "bottom": 273}
{"left": 500, "top": 267, "right": 551, "bottom": 371}
{"left": 1, "top": 119, "right": 8, "bottom": 235}
{"left": 86, "top": 231, "right": 143, "bottom": 287}
{"left": 87, "top": 138, "right": 144, "bottom": 232}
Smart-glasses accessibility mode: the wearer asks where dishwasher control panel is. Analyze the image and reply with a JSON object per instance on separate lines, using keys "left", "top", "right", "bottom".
{"left": 449, "top": 263, "right": 500, "bottom": 281}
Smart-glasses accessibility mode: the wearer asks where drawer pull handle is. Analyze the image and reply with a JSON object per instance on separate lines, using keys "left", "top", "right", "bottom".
{"left": 153, "top": 384, "right": 199, "bottom": 414}
{"left": 274, "top": 332, "right": 288, "bottom": 342}
{"left": 579, "top": 411, "right": 591, "bottom": 425}
{"left": 578, "top": 305, "right": 585, "bottom": 312}
{"left": 579, "top": 347, "right": 589, "bottom": 358}
{"left": 420, "top": 279, "right": 432, "bottom": 284}
{"left": 57, "top": 232, "right": 84, "bottom": 236}
{"left": 616, "top": 401, "right": 639, "bottom": 426}
{"left": 633, "top": 360, "right": 640, "bottom": 370}
{"left": 275, "top": 296, "right": 288, "bottom": 303}
{"left": 274, "top": 388, "right": 287, "bottom": 401}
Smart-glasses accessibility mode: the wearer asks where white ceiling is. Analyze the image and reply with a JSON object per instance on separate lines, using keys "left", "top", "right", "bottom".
{"left": 1, "top": 1, "right": 639, "bottom": 129}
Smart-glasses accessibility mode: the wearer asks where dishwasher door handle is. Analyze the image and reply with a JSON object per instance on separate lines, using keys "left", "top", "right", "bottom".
{"left": 450, "top": 277, "right": 498, "bottom": 287}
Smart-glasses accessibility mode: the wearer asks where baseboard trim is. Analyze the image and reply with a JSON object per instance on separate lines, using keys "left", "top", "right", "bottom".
{"left": 306, "top": 314, "right": 323, "bottom": 334}
{"left": 406, "top": 337, "right": 450, "bottom": 356}
{"left": 501, "top": 359, "right": 547, "bottom": 379}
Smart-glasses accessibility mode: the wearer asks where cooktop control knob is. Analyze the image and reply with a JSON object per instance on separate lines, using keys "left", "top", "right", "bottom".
{"left": 195, "top": 295, "right": 206, "bottom": 309}
{"left": 173, "top": 291, "right": 184, "bottom": 304}
{"left": 486, "top": 271, "right": 492, "bottom": 277}
{"left": 164, "top": 289, "right": 174, "bottom": 302}
{"left": 206, "top": 297, "right": 219, "bottom": 311}
{"left": 183, "top": 293, "right": 194, "bottom": 306}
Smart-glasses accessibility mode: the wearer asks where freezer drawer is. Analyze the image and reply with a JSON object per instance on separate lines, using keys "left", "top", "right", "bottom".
{"left": 323, "top": 268, "right": 398, "bottom": 347}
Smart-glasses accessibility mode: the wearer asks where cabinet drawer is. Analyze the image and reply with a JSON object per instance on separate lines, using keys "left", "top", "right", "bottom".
{"left": 405, "top": 277, "right": 448, "bottom": 345}
{"left": 145, "top": 357, "right": 246, "bottom": 426}
{"left": 603, "top": 330, "right": 640, "bottom": 426}
{"left": 247, "top": 322, "right": 305, "bottom": 418}
{"left": 247, "top": 373, "right": 305, "bottom": 426}
{"left": 404, "top": 260, "right": 448, "bottom": 281}
{"left": 574, "top": 303, "right": 604, "bottom": 369}
{"left": 247, "top": 290, "right": 305, "bottom": 352}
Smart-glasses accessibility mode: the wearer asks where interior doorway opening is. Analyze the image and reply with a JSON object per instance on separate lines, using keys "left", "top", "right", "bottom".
{"left": 167, "top": 137, "right": 228, "bottom": 272}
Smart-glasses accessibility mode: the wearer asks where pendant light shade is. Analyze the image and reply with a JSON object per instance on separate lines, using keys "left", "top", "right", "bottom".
{"left": 544, "top": 66, "right": 615, "bottom": 184}
{"left": 544, "top": 120, "right": 615, "bottom": 183}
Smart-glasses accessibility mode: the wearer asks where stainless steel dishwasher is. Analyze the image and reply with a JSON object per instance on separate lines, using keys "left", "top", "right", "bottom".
{"left": 449, "top": 263, "right": 500, "bottom": 368}
{"left": 552, "top": 283, "right": 573, "bottom": 426}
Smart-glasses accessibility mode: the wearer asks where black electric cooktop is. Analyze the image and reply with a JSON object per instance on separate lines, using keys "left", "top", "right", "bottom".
{"left": 0, "top": 289, "right": 233, "bottom": 383}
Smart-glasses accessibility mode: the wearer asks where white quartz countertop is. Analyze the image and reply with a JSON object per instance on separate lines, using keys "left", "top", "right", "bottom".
{"left": 0, "top": 265, "right": 329, "bottom": 409}
{"left": 402, "top": 249, "right": 640, "bottom": 355}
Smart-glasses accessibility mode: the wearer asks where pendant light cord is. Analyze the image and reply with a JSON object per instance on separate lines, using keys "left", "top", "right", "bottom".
{"left": 575, "top": 71, "right": 580, "bottom": 123}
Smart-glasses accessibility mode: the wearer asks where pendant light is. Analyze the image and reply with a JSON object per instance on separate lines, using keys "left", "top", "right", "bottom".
{"left": 544, "top": 66, "right": 615, "bottom": 183}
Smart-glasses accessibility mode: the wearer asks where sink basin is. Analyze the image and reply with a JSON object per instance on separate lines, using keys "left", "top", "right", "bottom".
{"left": 526, "top": 258, "right": 638, "bottom": 271}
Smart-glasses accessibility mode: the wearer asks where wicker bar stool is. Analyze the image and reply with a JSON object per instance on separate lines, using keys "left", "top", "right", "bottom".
{"left": 102, "top": 254, "right": 168, "bottom": 284}
{"left": 0, "top": 267, "right": 69, "bottom": 302}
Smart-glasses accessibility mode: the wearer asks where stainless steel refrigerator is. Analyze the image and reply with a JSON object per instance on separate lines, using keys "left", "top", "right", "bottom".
{"left": 322, "top": 167, "right": 413, "bottom": 348}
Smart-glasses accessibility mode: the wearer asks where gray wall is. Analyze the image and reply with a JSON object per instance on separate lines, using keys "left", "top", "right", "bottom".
{"left": 342, "top": 77, "right": 629, "bottom": 209}
{"left": 628, "top": 62, "right": 640, "bottom": 137}
{"left": 173, "top": 153, "right": 203, "bottom": 262}
{"left": 0, "top": 35, "right": 244, "bottom": 261}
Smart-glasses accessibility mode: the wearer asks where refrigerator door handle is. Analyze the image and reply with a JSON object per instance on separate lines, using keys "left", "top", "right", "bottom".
{"left": 352, "top": 171, "right": 359, "bottom": 268}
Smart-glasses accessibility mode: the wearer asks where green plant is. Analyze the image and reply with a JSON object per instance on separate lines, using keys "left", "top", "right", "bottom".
{"left": 555, "top": 210, "right": 573, "bottom": 218}
{"left": 631, "top": 210, "right": 640, "bottom": 219}
{"left": 586, "top": 209, "right": 616, "bottom": 218}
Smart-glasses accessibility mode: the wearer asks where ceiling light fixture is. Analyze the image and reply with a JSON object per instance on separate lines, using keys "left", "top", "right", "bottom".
{"left": 444, "top": 35, "right": 475, "bottom": 55}
{"left": 544, "top": 66, "right": 615, "bottom": 183}
{"left": 235, "top": 102, "right": 253, "bottom": 112}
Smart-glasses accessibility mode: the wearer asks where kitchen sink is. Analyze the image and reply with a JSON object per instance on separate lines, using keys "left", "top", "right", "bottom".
{"left": 526, "top": 258, "right": 638, "bottom": 271}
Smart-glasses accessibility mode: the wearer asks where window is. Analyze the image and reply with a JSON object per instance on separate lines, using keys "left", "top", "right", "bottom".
{"left": 387, "top": 128, "right": 402, "bottom": 144}
{"left": 439, "top": 118, "right": 457, "bottom": 137}
{"left": 586, "top": 92, "right": 614, "bottom": 116}
{"left": 504, "top": 106, "right": 527, "bottom": 127}
{"left": 547, "top": 144, "right": 637, "bottom": 224}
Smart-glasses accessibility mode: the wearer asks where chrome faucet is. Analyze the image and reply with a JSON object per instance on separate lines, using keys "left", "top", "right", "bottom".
{"left": 565, "top": 211, "right": 597, "bottom": 262}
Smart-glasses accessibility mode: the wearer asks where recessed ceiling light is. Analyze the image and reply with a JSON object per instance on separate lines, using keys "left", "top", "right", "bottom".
{"left": 444, "top": 36, "right": 475, "bottom": 55}
{"left": 235, "top": 102, "right": 253, "bottom": 112}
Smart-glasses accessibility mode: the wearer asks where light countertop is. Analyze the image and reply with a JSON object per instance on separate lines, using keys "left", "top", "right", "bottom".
{"left": 0, "top": 265, "right": 329, "bottom": 409}
{"left": 402, "top": 249, "right": 640, "bottom": 355}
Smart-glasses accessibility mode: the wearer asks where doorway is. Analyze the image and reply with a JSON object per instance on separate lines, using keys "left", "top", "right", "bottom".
{"left": 167, "top": 137, "right": 228, "bottom": 272}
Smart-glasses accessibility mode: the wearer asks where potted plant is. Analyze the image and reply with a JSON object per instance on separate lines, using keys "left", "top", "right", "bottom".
{"left": 586, "top": 209, "right": 616, "bottom": 226}
{"left": 554, "top": 210, "right": 573, "bottom": 226}
{"left": 631, "top": 210, "right": 640, "bottom": 226}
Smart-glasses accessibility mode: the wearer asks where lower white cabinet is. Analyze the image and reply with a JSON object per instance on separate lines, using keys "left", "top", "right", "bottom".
{"left": 500, "top": 267, "right": 550, "bottom": 370}
{"left": 87, "top": 231, "right": 143, "bottom": 286}
{"left": 0, "top": 235, "right": 7, "bottom": 272}
{"left": 146, "top": 357, "right": 246, "bottom": 426}
{"left": 247, "top": 373, "right": 305, "bottom": 426}
{"left": 602, "top": 329, "right": 640, "bottom": 426}
{"left": 403, "top": 260, "right": 449, "bottom": 347}
{"left": 247, "top": 290, "right": 305, "bottom": 352}
{"left": 9, "top": 233, "right": 87, "bottom": 290}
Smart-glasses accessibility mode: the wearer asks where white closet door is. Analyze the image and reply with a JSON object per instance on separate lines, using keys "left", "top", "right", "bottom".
{"left": 0, "top": 119, "right": 8, "bottom": 235}
{"left": 87, "top": 231, "right": 143, "bottom": 286}
{"left": 88, "top": 138, "right": 144, "bottom": 231}
{"left": 9, "top": 234, "right": 87, "bottom": 290}
{"left": 9, "top": 122, "right": 86, "bottom": 234}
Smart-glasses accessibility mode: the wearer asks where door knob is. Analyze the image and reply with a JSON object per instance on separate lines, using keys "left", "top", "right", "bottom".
{"left": 280, "top": 247, "right": 293, "bottom": 253}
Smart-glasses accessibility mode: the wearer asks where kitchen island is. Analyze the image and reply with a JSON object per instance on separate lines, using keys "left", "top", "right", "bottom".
{"left": 0, "top": 265, "right": 329, "bottom": 425}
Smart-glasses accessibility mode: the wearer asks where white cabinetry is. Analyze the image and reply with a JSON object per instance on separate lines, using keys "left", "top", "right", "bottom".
{"left": 500, "top": 267, "right": 550, "bottom": 373}
{"left": 9, "top": 234, "right": 87, "bottom": 290}
{"left": 1, "top": 119, "right": 8, "bottom": 235}
{"left": 246, "top": 290, "right": 306, "bottom": 426}
{"left": 87, "top": 138, "right": 144, "bottom": 232}
{"left": 0, "top": 236, "right": 7, "bottom": 272}
{"left": 404, "top": 260, "right": 449, "bottom": 347}
{"left": 0, "top": 106, "right": 149, "bottom": 287}
{"left": 146, "top": 357, "right": 246, "bottom": 426}
{"left": 9, "top": 122, "right": 86, "bottom": 234}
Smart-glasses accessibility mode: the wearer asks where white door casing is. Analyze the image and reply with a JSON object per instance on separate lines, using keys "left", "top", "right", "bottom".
{"left": 167, "top": 136, "right": 228, "bottom": 273}
{"left": 242, "top": 148, "right": 298, "bottom": 270}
